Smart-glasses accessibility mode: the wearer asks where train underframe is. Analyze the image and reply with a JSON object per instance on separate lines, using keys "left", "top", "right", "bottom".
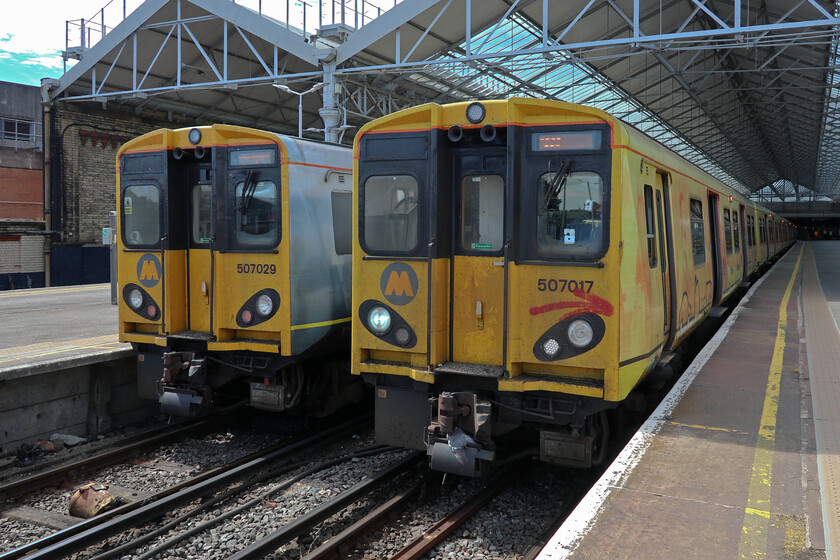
{"left": 135, "top": 343, "right": 365, "bottom": 418}
{"left": 363, "top": 372, "right": 650, "bottom": 477}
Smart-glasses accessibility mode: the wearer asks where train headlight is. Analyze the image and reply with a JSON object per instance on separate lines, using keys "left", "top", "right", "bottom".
{"left": 128, "top": 288, "right": 143, "bottom": 309}
{"left": 367, "top": 306, "right": 392, "bottom": 335}
{"left": 256, "top": 294, "right": 274, "bottom": 316}
{"left": 541, "top": 337, "right": 561, "bottom": 358}
{"left": 567, "top": 319, "right": 594, "bottom": 348}
{"left": 466, "top": 102, "right": 486, "bottom": 124}
{"left": 188, "top": 128, "right": 202, "bottom": 145}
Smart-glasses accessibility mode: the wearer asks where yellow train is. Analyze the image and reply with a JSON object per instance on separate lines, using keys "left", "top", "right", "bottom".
{"left": 351, "top": 98, "right": 793, "bottom": 476}
{"left": 117, "top": 125, "right": 363, "bottom": 417}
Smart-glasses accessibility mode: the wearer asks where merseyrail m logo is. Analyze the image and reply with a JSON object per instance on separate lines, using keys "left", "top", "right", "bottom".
{"left": 380, "top": 262, "right": 418, "bottom": 306}
{"left": 137, "top": 254, "right": 162, "bottom": 288}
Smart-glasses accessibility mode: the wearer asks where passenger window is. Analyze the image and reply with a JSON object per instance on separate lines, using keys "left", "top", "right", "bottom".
{"left": 723, "top": 209, "right": 733, "bottom": 254}
{"left": 123, "top": 184, "right": 160, "bottom": 247}
{"left": 234, "top": 179, "right": 278, "bottom": 246}
{"left": 192, "top": 183, "right": 212, "bottom": 244}
{"left": 690, "top": 198, "right": 705, "bottom": 266}
{"left": 733, "top": 212, "right": 740, "bottom": 251}
{"left": 461, "top": 174, "right": 503, "bottom": 252}
{"left": 331, "top": 190, "right": 352, "bottom": 256}
{"left": 363, "top": 175, "right": 419, "bottom": 253}
{"left": 747, "top": 216, "right": 754, "bottom": 246}
{"left": 643, "top": 185, "right": 656, "bottom": 267}
{"left": 537, "top": 171, "right": 603, "bottom": 257}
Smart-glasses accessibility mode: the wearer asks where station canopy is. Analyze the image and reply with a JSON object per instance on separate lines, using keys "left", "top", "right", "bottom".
{"left": 51, "top": 0, "right": 840, "bottom": 200}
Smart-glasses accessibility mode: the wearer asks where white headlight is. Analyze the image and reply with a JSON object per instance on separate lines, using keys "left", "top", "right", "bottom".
{"left": 567, "top": 319, "right": 594, "bottom": 348}
{"left": 367, "top": 306, "right": 392, "bottom": 335}
{"left": 542, "top": 337, "right": 561, "bottom": 357}
{"left": 256, "top": 294, "right": 274, "bottom": 316}
{"left": 129, "top": 288, "right": 143, "bottom": 309}
{"left": 466, "top": 102, "right": 485, "bottom": 124}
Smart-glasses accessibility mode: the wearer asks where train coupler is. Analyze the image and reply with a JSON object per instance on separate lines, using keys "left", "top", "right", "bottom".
{"left": 162, "top": 352, "right": 206, "bottom": 386}
{"left": 426, "top": 392, "right": 495, "bottom": 477}
{"left": 159, "top": 387, "right": 209, "bottom": 417}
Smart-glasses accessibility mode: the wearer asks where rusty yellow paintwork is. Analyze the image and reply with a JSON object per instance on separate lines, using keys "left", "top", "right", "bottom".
{"left": 451, "top": 256, "right": 504, "bottom": 364}
{"left": 117, "top": 125, "right": 293, "bottom": 355}
{"left": 352, "top": 97, "right": 792, "bottom": 406}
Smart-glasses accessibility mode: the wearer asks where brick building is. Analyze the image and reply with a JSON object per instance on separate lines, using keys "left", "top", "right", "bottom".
{"left": 46, "top": 101, "right": 189, "bottom": 285}
{"left": 0, "top": 81, "right": 45, "bottom": 290}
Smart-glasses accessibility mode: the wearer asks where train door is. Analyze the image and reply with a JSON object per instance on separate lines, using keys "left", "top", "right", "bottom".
{"left": 707, "top": 193, "right": 722, "bottom": 305}
{"left": 450, "top": 149, "right": 506, "bottom": 366}
{"left": 654, "top": 173, "right": 671, "bottom": 336}
{"left": 185, "top": 160, "right": 215, "bottom": 334}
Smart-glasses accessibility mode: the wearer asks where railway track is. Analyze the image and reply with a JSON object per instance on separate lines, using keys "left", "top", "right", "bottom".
{"left": 0, "top": 416, "right": 224, "bottom": 501}
{"left": 0, "top": 414, "right": 374, "bottom": 559}
{"left": 3, "top": 417, "right": 601, "bottom": 560}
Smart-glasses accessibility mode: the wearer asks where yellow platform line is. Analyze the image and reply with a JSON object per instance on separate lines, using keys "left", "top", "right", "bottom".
{"left": 0, "top": 335, "right": 123, "bottom": 363}
{"left": 0, "top": 284, "right": 109, "bottom": 298}
{"left": 738, "top": 245, "right": 803, "bottom": 559}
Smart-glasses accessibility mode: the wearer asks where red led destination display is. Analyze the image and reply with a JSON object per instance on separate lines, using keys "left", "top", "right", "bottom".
{"left": 230, "top": 149, "right": 276, "bottom": 166}
{"left": 532, "top": 131, "right": 602, "bottom": 151}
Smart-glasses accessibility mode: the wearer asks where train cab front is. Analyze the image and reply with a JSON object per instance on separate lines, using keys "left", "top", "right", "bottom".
{"left": 353, "top": 99, "right": 617, "bottom": 477}
{"left": 118, "top": 125, "right": 289, "bottom": 417}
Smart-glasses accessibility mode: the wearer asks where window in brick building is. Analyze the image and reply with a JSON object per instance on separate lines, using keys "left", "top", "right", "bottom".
{"left": 1, "top": 118, "right": 34, "bottom": 142}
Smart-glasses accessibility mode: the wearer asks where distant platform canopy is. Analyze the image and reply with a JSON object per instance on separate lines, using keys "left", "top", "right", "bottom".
{"left": 49, "top": 0, "right": 840, "bottom": 201}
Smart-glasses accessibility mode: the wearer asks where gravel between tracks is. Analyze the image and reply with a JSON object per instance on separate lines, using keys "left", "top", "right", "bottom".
{"left": 2, "top": 423, "right": 592, "bottom": 560}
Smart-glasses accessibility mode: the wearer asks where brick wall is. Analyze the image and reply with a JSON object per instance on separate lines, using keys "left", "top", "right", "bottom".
{"left": 53, "top": 103, "right": 191, "bottom": 246}
{"left": 0, "top": 166, "right": 42, "bottom": 220}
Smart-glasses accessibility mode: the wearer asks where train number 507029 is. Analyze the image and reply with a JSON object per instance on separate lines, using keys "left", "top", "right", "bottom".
{"left": 236, "top": 263, "right": 277, "bottom": 274}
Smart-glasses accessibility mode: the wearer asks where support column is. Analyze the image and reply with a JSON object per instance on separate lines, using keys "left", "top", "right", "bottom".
{"left": 40, "top": 78, "right": 59, "bottom": 287}
{"left": 319, "top": 61, "right": 340, "bottom": 143}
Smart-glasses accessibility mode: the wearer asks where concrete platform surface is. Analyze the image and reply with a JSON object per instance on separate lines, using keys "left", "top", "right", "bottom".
{"left": 539, "top": 241, "right": 838, "bottom": 560}
{"left": 0, "top": 284, "right": 117, "bottom": 350}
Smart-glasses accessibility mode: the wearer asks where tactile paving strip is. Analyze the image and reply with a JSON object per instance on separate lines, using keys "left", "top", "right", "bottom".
{"left": 802, "top": 244, "right": 840, "bottom": 557}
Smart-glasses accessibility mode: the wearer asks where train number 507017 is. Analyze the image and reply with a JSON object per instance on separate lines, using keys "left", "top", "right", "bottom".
{"left": 236, "top": 264, "right": 277, "bottom": 274}
{"left": 537, "top": 279, "right": 594, "bottom": 293}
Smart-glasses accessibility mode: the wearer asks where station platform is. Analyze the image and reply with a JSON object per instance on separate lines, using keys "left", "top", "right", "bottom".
{"left": 0, "top": 335, "right": 132, "bottom": 380}
{"left": 0, "top": 285, "right": 146, "bottom": 454}
{"left": 538, "top": 241, "right": 839, "bottom": 560}
{"left": 0, "top": 284, "right": 132, "bottom": 378}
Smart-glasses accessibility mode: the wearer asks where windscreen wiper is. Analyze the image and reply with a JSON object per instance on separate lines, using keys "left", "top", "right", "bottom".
{"left": 541, "top": 159, "right": 571, "bottom": 211}
{"left": 238, "top": 171, "right": 258, "bottom": 213}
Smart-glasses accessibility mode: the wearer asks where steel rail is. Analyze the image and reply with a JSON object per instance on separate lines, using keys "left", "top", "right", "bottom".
{"left": 388, "top": 470, "right": 516, "bottom": 560}
{"left": 0, "top": 414, "right": 372, "bottom": 560}
{"left": 0, "top": 416, "right": 221, "bottom": 501}
{"left": 301, "top": 479, "right": 426, "bottom": 560}
{"left": 230, "top": 451, "right": 424, "bottom": 560}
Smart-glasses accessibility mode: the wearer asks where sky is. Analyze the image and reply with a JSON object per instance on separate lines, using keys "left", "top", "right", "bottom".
{"left": 0, "top": 0, "right": 391, "bottom": 87}
{"left": 0, "top": 1, "right": 136, "bottom": 86}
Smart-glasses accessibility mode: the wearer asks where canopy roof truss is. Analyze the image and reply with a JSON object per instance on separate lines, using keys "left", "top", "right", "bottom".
{"left": 50, "top": 0, "right": 840, "bottom": 198}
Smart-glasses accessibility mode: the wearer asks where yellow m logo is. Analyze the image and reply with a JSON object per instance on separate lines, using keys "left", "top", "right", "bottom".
{"left": 384, "top": 270, "right": 414, "bottom": 297}
{"left": 139, "top": 259, "right": 159, "bottom": 282}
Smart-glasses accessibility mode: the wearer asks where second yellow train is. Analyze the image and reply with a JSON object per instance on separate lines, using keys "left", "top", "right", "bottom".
{"left": 117, "top": 125, "right": 362, "bottom": 417}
